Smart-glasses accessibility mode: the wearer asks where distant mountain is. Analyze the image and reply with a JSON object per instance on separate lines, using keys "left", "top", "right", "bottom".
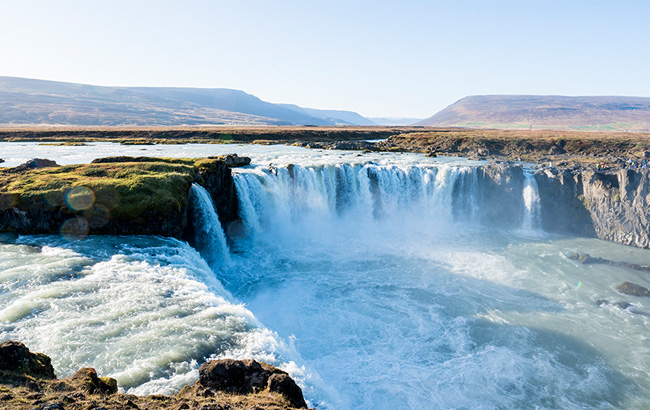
{"left": 0, "top": 77, "right": 370, "bottom": 126}
{"left": 368, "top": 117, "right": 422, "bottom": 126}
{"left": 278, "top": 104, "right": 377, "bottom": 126}
{"left": 417, "top": 95, "right": 650, "bottom": 131}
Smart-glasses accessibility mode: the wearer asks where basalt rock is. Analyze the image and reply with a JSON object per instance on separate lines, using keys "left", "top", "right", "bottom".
{"left": 1, "top": 341, "right": 310, "bottom": 410}
{"left": 9, "top": 158, "right": 59, "bottom": 173}
{"left": 193, "top": 158, "right": 240, "bottom": 227}
{"left": 208, "top": 154, "right": 251, "bottom": 168}
{"left": 66, "top": 368, "right": 118, "bottom": 395}
{"left": 596, "top": 300, "right": 633, "bottom": 310}
{"left": 534, "top": 168, "right": 596, "bottom": 237}
{"left": 0, "top": 340, "right": 56, "bottom": 381}
{"left": 616, "top": 281, "right": 650, "bottom": 297}
{"left": 470, "top": 163, "right": 526, "bottom": 229}
{"left": 568, "top": 253, "right": 650, "bottom": 271}
{"left": 580, "top": 169, "right": 650, "bottom": 248}
{"left": 194, "top": 359, "right": 307, "bottom": 409}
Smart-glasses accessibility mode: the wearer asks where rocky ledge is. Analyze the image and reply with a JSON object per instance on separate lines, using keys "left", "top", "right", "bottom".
{"left": 0, "top": 340, "right": 308, "bottom": 410}
{"left": 0, "top": 155, "right": 249, "bottom": 239}
{"left": 535, "top": 167, "right": 650, "bottom": 248}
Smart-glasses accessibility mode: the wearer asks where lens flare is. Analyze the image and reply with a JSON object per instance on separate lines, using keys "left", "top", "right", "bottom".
{"left": 60, "top": 217, "right": 90, "bottom": 240}
{"left": 85, "top": 204, "right": 111, "bottom": 228}
{"left": 66, "top": 186, "right": 95, "bottom": 211}
{"left": 0, "top": 193, "right": 18, "bottom": 210}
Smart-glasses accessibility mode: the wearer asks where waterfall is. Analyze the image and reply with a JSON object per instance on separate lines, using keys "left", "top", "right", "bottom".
{"left": 522, "top": 171, "right": 542, "bottom": 231}
{"left": 451, "top": 167, "right": 480, "bottom": 221}
{"left": 189, "top": 183, "right": 230, "bottom": 266}
{"left": 232, "top": 163, "right": 482, "bottom": 237}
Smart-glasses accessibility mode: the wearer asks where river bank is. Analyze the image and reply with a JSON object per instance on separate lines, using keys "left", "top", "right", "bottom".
{"left": 0, "top": 340, "right": 308, "bottom": 410}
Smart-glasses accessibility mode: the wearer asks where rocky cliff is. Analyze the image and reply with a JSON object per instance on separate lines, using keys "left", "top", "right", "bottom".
{"left": 579, "top": 169, "right": 650, "bottom": 248}
{"left": 534, "top": 167, "right": 650, "bottom": 248}
{"left": 449, "top": 164, "right": 649, "bottom": 249}
{"left": 0, "top": 155, "right": 245, "bottom": 239}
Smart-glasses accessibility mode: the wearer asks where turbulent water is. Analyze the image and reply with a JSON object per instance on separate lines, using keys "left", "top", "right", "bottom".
{"left": 1, "top": 142, "right": 650, "bottom": 409}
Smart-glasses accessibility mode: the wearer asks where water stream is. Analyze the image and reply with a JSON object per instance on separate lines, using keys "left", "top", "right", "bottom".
{"left": 1, "top": 143, "right": 649, "bottom": 409}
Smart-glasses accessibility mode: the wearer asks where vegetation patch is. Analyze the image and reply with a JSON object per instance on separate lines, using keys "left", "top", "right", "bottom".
{"left": 0, "top": 157, "right": 232, "bottom": 237}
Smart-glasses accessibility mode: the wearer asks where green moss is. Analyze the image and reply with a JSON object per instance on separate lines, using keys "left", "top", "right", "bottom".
{"left": 0, "top": 160, "right": 199, "bottom": 225}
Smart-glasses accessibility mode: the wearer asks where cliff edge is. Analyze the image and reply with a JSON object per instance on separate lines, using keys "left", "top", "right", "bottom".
{"left": 0, "top": 155, "right": 248, "bottom": 239}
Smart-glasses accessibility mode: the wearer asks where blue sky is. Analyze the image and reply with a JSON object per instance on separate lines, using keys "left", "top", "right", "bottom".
{"left": 1, "top": 0, "right": 649, "bottom": 118}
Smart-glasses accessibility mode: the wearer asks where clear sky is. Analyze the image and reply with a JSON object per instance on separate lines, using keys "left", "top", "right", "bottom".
{"left": 1, "top": 0, "right": 649, "bottom": 118}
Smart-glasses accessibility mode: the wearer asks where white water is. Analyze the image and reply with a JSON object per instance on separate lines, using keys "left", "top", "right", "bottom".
{"left": 522, "top": 171, "right": 542, "bottom": 232}
{"left": 2, "top": 143, "right": 650, "bottom": 409}
{"left": 189, "top": 183, "right": 230, "bottom": 267}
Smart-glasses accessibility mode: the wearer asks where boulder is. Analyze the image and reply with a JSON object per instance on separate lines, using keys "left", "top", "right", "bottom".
{"left": 567, "top": 253, "right": 601, "bottom": 264}
{"left": 10, "top": 158, "right": 58, "bottom": 173}
{"left": 0, "top": 340, "right": 56, "bottom": 380}
{"left": 596, "top": 299, "right": 632, "bottom": 310}
{"left": 616, "top": 281, "right": 650, "bottom": 297}
{"left": 208, "top": 154, "right": 251, "bottom": 168}
{"left": 197, "top": 359, "right": 307, "bottom": 408}
{"left": 67, "top": 368, "right": 118, "bottom": 395}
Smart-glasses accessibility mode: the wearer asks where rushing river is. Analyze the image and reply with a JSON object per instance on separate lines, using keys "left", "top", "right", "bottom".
{"left": 1, "top": 142, "right": 649, "bottom": 409}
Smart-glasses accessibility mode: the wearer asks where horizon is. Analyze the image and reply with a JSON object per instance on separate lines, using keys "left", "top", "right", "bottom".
{"left": 2, "top": 0, "right": 649, "bottom": 118}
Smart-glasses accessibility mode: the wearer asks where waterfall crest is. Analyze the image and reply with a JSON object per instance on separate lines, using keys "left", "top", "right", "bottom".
{"left": 232, "top": 163, "right": 488, "bottom": 236}
{"left": 233, "top": 163, "right": 550, "bottom": 238}
{"left": 189, "top": 183, "right": 230, "bottom": 266}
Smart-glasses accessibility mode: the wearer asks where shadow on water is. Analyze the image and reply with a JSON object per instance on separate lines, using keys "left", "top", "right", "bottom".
{"left": 465, "top": 319, "right": 635, "bottom": 409}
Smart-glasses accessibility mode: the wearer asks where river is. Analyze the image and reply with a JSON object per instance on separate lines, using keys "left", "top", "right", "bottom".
{"left": 1, "top": 142, "right": 649, "bottom": 409}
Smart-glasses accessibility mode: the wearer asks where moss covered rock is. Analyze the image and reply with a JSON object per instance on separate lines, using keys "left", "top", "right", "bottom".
{"left": 0, "top": 156, "right": 245, "bottom": 239}
{"left": 0, "top": 340, "right": 55, "bottom": 381}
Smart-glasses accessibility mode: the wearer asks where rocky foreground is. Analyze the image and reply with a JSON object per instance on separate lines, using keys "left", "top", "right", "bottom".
{"left": 0, "top": 341, "right": 308, "bottom": 410}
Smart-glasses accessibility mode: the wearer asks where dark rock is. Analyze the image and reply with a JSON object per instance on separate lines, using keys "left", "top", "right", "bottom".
{"left": 10, "top": 158, "right": 59, "bottom": 173}
{"left": 197, "top": 359, "right": 307, "bottom": 408}
{"left": 208, "top": 154, "right": 251, "bottom": 168}
{"left": 267, "top": 373, "right": 307, "bottom": 409}
{"left": 535, "top": 168, "right": 596, "bottom": 237}
{"left": 616, "top": 281, "right": 650, "bottom": 297}
{"left": 614, "top": 301, "right": 633, "bottom": 310}
{"left": 596, "top": 299, "right": 633, "bottom": 310}
{"left": 198, "top": 405, "right": 224, "bottom": 410}
{"left": 68, "top": 368, "right": 118, "bottom": 395}
{"left": 124, "top": 399, "right": 140, "bottom": 409}
{"left": 193, "top": 160, "right": 239, "bottom": 227}
{"left": 91, "top": 156, "right": 158, "bottom": 164}
{"left": 567, "top": 253, "right": 601, "bottom": 264}
{"left": 0, "top": 340, "right": 56, "bottom": 380}
{"left": 32, "top": 402, "right": 65, "bottom": 410}
{"left": 581, "top": 169, "right": 650, "bottom": 248}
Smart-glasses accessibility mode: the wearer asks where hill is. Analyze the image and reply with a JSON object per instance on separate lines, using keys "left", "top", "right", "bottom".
{"left": 0, "top": 77, "right": 373, "bottom": 127}
{"left": 368, "top": 117, "right": 422, "bottom": 126}
{"left": 278, "top": 104, "right": 378, "bottom": 126}
{"left": 417, "top": 95, "right": 650, "bottom": 131}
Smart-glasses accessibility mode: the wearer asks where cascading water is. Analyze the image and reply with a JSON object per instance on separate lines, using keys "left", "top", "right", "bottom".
{"left": 2, "top": 143, "right": 650, "bottom": 410}
{"left": 189, "top": 183, "right": 230, "bottom": 267}
{"left": 522, "top": 171, "right": 542, "bottom": 231}
{"left": 233, "top": 163, "right": 476, "bottom": 232}
{"left": 223, "top": 160, "right": 650, "bottom": 410}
